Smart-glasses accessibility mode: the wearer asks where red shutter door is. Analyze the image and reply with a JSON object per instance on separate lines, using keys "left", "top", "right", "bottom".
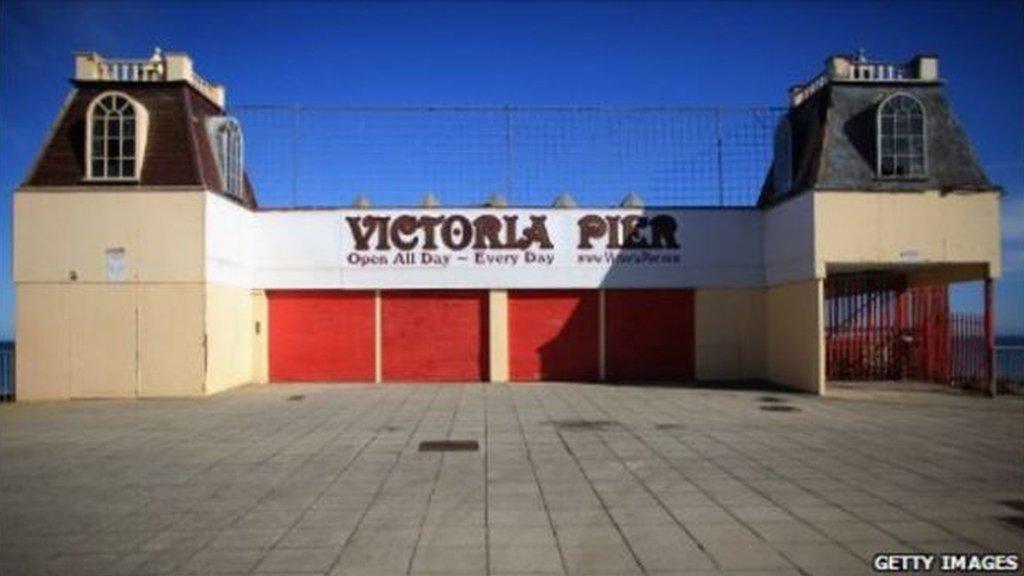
{"left": 382, "top": 290, "right": 488, "bottom": 382}
{"left": 606, "top": 289, "right": 695, "bottom": 382}
{"left": 268, "top": 290, "right": 375, "bottom": 382}
{"left": 509, "top": 290, "right": 599, "bottom": 382}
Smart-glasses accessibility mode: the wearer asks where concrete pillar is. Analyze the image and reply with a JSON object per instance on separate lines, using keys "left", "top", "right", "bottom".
{"left": 489, "top": 290, "right": 509, "bottom": 382}
{"left": 74, "top": 52, "right": 101, "bottom": 81}
{"left": 915, "top": 55, "right": 939, "bottom": 81}
{"left": 251, "top": 289, "right": 269, "bottom": 384}
{"left": 163, "top": 53, "right": 194, "bottom": 82}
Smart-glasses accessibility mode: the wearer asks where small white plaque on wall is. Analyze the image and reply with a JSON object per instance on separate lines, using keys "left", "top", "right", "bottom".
{"left": 106, "top": 248, "right": 127, "bottom": 282}
{"left": 899, "top": 249, "right": 922, "bottom": 263}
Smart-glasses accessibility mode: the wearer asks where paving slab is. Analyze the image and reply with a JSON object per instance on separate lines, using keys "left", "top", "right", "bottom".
{"left": 1, "top": 382, "right": 1022, "bottom": 575}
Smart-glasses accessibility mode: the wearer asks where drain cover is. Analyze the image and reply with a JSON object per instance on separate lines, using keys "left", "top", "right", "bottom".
{"left": 760, "top": 404, "right": 800, "bottom": 412}
{"left": 419, "top": 440, "right": 479, "bottom": 452}
{"left": 287, "top": 395, "right": 305, "bottom": 401}
{"left": 655, "top": 423, "right": 686, "bottom": 430}
{"left": 759, "top": 396, "right": 787, "bottom": 403}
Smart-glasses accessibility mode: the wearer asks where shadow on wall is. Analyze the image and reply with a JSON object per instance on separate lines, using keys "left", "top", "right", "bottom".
{"left": 513, "top": 290, "right": 600, "bottom": 382}
{"left": 516, "top": 206, "right": 762, "bottom": 388}
{"left": 842, "top": 104, "right": 876, "bottom": 168}
{"left": 526, "top": 287, "right": 783, "bottom": 391}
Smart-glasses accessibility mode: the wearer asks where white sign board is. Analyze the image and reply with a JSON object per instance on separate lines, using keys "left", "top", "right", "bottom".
{"left": 343, "top": 210, "right": 681, "bottom": 268}
{"left": 204, "top": 196, "right": 766, "bottom": 289}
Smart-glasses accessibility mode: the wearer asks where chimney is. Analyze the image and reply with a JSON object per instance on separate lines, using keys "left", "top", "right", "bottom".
{"left": 912, "top": 54, "right": 939, "bottom": 81}
{"left": 826, "top": 54, "right": 853, "bottom": 79}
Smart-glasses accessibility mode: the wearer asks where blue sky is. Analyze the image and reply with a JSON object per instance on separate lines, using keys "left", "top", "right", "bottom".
{"left": 1, "top": 0, "right": 1022, "bottom": 338}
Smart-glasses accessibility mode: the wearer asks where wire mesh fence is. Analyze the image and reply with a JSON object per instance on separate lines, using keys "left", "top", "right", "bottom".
{"left": 233, "top": 105, "right": 785, "bottom": 208}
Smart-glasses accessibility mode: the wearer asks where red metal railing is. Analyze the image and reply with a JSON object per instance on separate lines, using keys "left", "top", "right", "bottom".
{"left": 825, "top": 274, "right": 988, "bottom": 388}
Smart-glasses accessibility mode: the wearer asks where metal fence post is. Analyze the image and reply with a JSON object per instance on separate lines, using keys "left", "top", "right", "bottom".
{"left": 505, "top": 105, "right": 514, "bottom": 202}
{"left": 291, "top": 103, "right": 300, "bottom": 207}
{"left": 715, "top": 108, "right": 724, "bottom": 205}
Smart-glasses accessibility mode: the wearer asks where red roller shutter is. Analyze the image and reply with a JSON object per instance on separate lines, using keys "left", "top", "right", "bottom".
{"left": 606, "top": 289, "right": 695, "bottom": 382}
{"left": 382, "top": 290, "right": 488, "bottom": 382}
{"left": 268, "top": 290, "right": 375, "bottom": 382}
{"left": 509, "top": 290, "right": 599, "bottom": 382}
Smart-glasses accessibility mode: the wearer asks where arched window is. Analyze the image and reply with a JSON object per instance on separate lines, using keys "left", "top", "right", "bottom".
{"left": 208, "top": 117, "right": 244, "bottom": 197}
{"left": 877, "top": 93, "right": 926, "bottom": 178}
{"left": 773, "top": 117, "right": 793, "bottom": 194}
{"left": 87, "top": 92, "right": 145, "bottom": 180}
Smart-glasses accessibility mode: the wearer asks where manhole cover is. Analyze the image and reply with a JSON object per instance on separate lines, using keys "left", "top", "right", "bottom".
{"left": 759, "top": 396, "right": 787, "bottom": 403}
{"left": 287, "top": 395, "right": 305, "bottom": 401}
{"left": 547, "top": 419, "right": 620, "bottom": 431}
{"left": 379, "top": 425, "right": 402, "bottom": 433}
{"left": 760, "top": 404, "right": 800, "bottom": 412}
{"left": 655, "top": 423, "right": 686, "bottom": 430}
{"left": 419, "top": 440, "right": 479, "bottom": 452}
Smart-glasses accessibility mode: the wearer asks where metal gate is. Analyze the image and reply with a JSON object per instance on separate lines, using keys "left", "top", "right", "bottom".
{"left": 825, "top": 273, "right": 983, "bottom": 385}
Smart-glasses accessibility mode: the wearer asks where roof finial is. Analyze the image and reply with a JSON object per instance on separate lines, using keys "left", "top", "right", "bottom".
{"left": 421, "top": 192, "right": 441, "bottom": 208}
{"left": 620, "top": 191, "right": 644, "bottom": 208}
{"left": 856, "top": 47, "right": 867, "bottom": 62}
{"left": 553, "top": 192, "right": 577, "bottom": 208}
{"left": 483, "top": 193, "right": 508, "bottom": 208}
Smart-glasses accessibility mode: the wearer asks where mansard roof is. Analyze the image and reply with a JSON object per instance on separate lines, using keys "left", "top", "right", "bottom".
{"left": 23, "top": 80, "right": 257, "bottom": 208}
{"left": 759, "top": 57, "right": 996, "bottom": 208}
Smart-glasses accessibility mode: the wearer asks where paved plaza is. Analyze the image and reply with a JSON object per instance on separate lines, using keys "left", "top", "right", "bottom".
{"left": 1, "top": 383, "right": 1022, "bottom": 575}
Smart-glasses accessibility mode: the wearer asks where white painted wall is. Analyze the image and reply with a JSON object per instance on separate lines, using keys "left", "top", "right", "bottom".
{"left": 205, "top": 193, "right": 255, "bottom": 287}
{"left": 205, "top": 198, "right": 767, "bottom": 289}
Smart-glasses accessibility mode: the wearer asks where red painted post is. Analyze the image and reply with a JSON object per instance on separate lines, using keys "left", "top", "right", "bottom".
{"left": 895, "top": 279, "right": 906, "bottom": 380}
{"left": 985, "top": 278, "right": 996, "bottom": 396}
{"left": 867, "top": 283, "right": 875, "bottom": 379}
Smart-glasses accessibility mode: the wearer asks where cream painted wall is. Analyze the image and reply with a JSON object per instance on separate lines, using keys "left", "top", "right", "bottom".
{"left": 251, "top": 289, "right": 269, "bottom": 384}
{"left": 695, "top": 289, "right": 766, "bottom": 381}
{"left": 765, "top": 279, "right": 824, "bottom": 394}
{"left": 14, "top": 191, "right": 208, "bottom": 400}
{"left": 905, "top": 264, "right": 990, "bottom": 287}
{"left": 205, "top": 284, "right": 256, "bottom": 394}
{"left": 814, "top": 191, "right": 1001, "bottom": 278}
{"left": 68, "top": 284, "right": 138, "bottom": 397}
{"left": 15, "top": 285, "right": 70, "bottom": 401}
{"left": 16, "top": 283, "right": 206, "bottom": 400}
{"left": 138, "top": 285, "right": 205, "bottom": 397}
{"left": 13, "top": 188, "right": 1000, "bottom": 400}
{"left": 14, "top": 191, "right": 205, "bottom": 283}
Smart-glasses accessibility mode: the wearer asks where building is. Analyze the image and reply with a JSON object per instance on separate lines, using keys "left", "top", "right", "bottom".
{"left": 11, "top": 50, "right": 1001, "bottom": 400}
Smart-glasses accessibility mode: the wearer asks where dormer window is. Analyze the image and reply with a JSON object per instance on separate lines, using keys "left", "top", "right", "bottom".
{"left": 86, "top": 92, "right": 148, "bottom": 180}
{"left": 877, "top": 93, "right": 926, "bottom": 178}
{"left": 207, "top": 117, "right": 244, "bottom": 198}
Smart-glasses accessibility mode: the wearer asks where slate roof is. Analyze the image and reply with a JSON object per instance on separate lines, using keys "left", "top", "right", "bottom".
{"left": 758, "top": 81, "right": 996, "bottom": 208}
{"left": 23, "top": 80, "right": 258, "bottom": 208}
